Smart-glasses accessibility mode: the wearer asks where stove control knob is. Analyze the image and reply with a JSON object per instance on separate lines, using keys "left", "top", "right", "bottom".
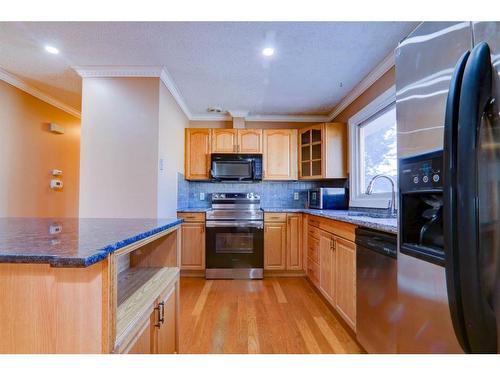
{"left": 220, "top": 194, "right": 225, "bottom": 199}
{"left": 247, "top": 193, "right": 253, "bottom": 199}
{"left": 213, "top": 194, "right": 219, "bottom": 199}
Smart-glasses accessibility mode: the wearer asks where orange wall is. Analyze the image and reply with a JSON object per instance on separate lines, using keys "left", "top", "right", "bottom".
{"left": 332, "top": 66, "right": 395, "bottom": 123}
{"left": 0, "top": 80, "right": 80, "bottom": 217}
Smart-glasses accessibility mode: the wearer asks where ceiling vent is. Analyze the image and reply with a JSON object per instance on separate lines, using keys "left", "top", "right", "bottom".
{"left": 206, "top": 106, "right": 224, "bottom": 113}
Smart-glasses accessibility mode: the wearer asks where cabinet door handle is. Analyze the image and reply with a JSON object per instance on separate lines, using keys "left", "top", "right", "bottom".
{"left": 154, "top": 305, "right": 162, "bottom": 328}
{"left": 159, "top": 301, "right": 165, "bottom": 324}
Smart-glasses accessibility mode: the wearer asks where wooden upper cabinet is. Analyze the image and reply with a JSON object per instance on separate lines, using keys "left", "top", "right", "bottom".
{"left": 298, "top": 123, "right": 347, "bottom": 180}
{"left": 286, "top": 214, "right": 303, "bottom": 270}
{"left": 185, "top": 128, "right": 211, "bottom": 180}
{"left": 238, "top": 129, "right": 263, "bottom": 153}
{"left": 264, "top": 222, "right": 287, "bottom": 270}
{"left": 262, "top": 129, "right": 298, "bottom": 180}
{"left": 334, "top": 237, "right": 356, "bottom": 330}
{"left": 211, "top": 129, "right": 238, "bottom": 153}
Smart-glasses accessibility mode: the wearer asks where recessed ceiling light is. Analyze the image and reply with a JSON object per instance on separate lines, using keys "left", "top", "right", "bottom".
{"left": 262, "top": 47, "right": 274, "bottom": 57}
{"left": 44, "top": 45, "right": 59, "bottom": 55}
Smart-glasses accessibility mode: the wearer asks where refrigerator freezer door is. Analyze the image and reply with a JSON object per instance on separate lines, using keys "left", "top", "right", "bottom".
{"left": 395, "top": 22, "right": 471, "bottom": 353}
{"left": 466, "top": 22, "right": 500, "bottom": 352}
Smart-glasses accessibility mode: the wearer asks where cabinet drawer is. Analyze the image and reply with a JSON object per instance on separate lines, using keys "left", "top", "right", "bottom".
{"left": 308, "top": 216, "right": 321, "bottom": 228}
{"left": 307, "top": 258, "right": 320, "bottom": 285}
{"left": 264, "top": 213, "right": 287, "bottom": 222}
{"left": 307, "top": 237, "right": 320, "bottom": 263}
{"left": 307, "top": 225, "right": 321, "bottom": 240}
{"left": 177, "top": 212, "right": 205, "bottom": 222}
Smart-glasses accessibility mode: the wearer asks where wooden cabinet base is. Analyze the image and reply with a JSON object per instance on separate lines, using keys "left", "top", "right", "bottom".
{"left": 0, "top": 225, "right": 182, "bottom": 354}
{"left": 306, "top": 215, "right": 357, "bottom": 332}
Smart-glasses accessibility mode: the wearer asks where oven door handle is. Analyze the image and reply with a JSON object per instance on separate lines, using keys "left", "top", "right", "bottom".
{"left": 206, "top": 221, "right": 264, "bottom": 229}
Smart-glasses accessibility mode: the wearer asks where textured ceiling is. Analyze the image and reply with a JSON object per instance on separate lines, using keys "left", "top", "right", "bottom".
{"left": 0, "top": 22, "right": 418, "bottom": 116}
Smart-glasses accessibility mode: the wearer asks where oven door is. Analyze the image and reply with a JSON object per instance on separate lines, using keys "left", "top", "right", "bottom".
{"left": 205, "top": 221, "right": 263, "bottom": 270}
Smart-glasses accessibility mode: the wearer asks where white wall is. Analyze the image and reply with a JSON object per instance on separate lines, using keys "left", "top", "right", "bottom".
{"left": 157, "top": 82, "right": 188, "bottom": 218}
{"left": 79, "top": 78, "right": 159, "bottom": 218}
{"left": 79, "top": 77, "right": 188, "bottom": 219}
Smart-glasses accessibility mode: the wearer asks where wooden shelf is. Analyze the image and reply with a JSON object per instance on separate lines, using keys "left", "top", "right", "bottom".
{"left": 115, "top": 266, "right": 179, "bottom": 348}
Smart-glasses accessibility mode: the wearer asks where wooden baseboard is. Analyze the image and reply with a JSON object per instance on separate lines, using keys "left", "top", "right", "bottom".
{"left": 180, "top": 269, "right": 205, "bottom": 278}
{"left": 264, "top": 270, "right": 306, "bottom": 277}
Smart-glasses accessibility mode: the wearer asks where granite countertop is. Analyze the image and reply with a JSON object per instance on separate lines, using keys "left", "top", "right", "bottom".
{"left": 0, "top": 218, "right": 183, "bottom": 268}
{"left": 262, "top": 208, "right": 397, "bottom": 234}
{"left": 176, "top": 207, "right": 397, "bottom": 234}
{"left": 177, "top": 207, "right": 211, "bottom": 212}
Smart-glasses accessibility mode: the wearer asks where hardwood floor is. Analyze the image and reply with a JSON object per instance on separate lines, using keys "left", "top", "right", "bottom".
{"left": 179, "top": 277, "right": 364, "bottom": 354}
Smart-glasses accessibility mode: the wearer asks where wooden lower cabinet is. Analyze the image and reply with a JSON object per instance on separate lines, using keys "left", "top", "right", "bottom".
{"left": 334, "top": 237, "right": 356, "bottom": 328}
{"left": 177, "top": 212, "right": 205, "bottom": 271}
{"left": 264, "top": 222, "right": 287, "bottom": 270}
{"left": 154, "top": 286, "right": 178, "bottom": 354}
{"left": 319, "top": 230, "right": 335, "bottom": 303}
{"left": 180, "top": 222, "right": 205, "bottom": 270}
{"left": 124, "top": 310, "right": 154, "bottom": 354}
{"left": 286, "top": 214, "right": 302, "bottom": 270}
{"left": 306, "top": 215, "right": 357, "bottom": 331}
{"left": 264, "top": 213, "right": 304, "bottom": 271}
{"left": 123, "top": 283, "right": 178, "bottom": 354}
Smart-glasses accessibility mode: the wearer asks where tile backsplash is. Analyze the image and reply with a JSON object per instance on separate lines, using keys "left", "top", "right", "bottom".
{"left": 177, "top": 173, "right": 348, "bottom": 209}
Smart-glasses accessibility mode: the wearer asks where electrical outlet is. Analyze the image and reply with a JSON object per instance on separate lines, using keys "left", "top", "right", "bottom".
{"left": 159, "top": 158, "right": 164, "bottom": 171}
{"left": 293, "top": 192, "right": 299, "bottom": 200}
{"left": 200, "top": 192, "right": 205, "bottom": 200}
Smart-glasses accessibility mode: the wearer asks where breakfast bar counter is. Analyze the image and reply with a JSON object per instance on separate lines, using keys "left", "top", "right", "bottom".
{"left": 0, "top": 217, "right": 183, "bottom": 354}
{"left": 0, "top": 217, "right": 183, "bottom": 267}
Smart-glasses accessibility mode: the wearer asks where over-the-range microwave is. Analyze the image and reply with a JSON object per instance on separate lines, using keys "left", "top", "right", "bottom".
{"left": 210, "top": 154, "right": 262, "bottom": 182}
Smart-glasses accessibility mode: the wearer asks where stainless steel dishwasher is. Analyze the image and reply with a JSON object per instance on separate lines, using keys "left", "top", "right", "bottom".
{"left": 356, "top": 227, "right": 398, "bottom": 353}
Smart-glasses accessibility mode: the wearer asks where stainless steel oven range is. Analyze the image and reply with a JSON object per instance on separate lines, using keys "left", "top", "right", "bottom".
{"left": 205, "top": 192, "right": 263, "bottom": 279}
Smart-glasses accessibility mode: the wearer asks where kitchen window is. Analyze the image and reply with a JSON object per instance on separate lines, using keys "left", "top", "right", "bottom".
{"left": 348, "top": 86, "right": 397, "bottom": 209}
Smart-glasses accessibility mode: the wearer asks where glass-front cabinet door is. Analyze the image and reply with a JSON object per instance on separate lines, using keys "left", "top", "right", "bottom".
{"left": 299, "top": 124, "right": 324, "bottom": 179}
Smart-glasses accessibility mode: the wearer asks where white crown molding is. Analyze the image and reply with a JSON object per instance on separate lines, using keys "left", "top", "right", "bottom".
{"left": 0, "top": 67, "right": 81, "bottom": 118}
{"left": 73, "top": 65, "right": 195, "bottom": 120}
{"left": 159, "top": 68, "right": 193, "bottom": 119}
{"left": 245, "top": 114, "right": 330, "bottom": 123}
{"left": 72, "top": 58, "right": 396, "bottom": 124}
{"left": 190, "top": 113, "right": 232, "bottom": 121}
{"left": 327, "top": 50, "right": 395, "bottom": 121}
{"left": 73, "top": 65, "right": 163, "bottom": 78}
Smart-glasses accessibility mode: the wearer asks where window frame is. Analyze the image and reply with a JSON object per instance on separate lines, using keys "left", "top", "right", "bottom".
{"left": 348, "top": 85, "right": 397, "bottom": 209}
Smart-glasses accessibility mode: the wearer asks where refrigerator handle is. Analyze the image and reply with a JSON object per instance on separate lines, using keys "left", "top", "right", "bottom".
{"left": 456, "top": 41, "right": 497, "bottom": 353}
{"left": 443, "top": 50, "right": 471, "bottom": 353}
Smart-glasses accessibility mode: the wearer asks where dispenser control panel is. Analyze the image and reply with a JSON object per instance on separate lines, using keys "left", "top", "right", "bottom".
{"left": 399, "top": 150, "right": 443, "bottom": 192}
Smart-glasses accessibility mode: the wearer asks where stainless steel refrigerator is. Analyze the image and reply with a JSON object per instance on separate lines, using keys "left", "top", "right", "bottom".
{"left": 395, "top": 22, "right": 499, "bottom": 353}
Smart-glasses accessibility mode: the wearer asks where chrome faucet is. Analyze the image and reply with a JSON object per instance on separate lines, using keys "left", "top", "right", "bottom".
{"left": 365, "top": 174, "right": 397, "bottom": 217}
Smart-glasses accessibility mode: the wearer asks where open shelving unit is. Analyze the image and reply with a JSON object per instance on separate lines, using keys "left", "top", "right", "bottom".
{"left": 110, "top": 225, "right": 181, "bottom": 352}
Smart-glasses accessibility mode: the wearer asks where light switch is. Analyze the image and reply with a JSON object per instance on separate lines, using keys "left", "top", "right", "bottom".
{"left": 200, "top": 192, "right": 205, "bottom": 200}
{"left": 293, "top": 192, "right": 299, "bottom": 200}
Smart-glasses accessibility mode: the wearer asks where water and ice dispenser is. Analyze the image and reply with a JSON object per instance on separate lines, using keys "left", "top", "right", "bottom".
{"left": 399, "top": 151, "right": 445, "bottom": 266}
